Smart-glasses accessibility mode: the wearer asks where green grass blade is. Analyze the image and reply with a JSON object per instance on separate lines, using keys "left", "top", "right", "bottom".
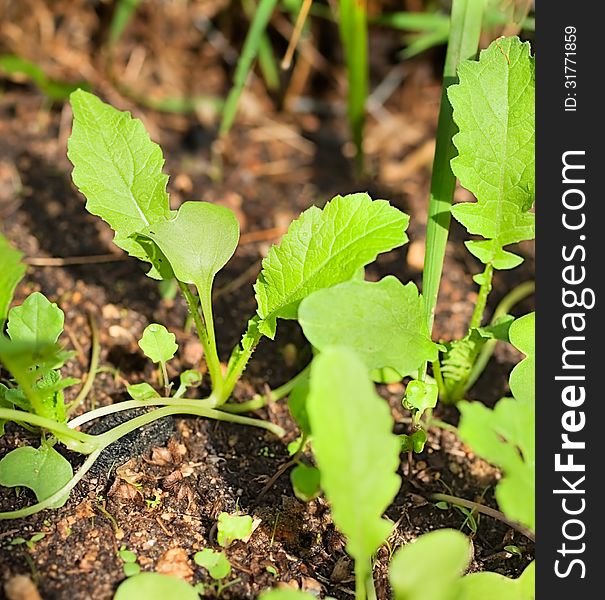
{"left": 338, "top": 0, "right": 368, "bottom": 169}
{"left": 219, "top": 0, "right": 278, "bottom": 137}
{"left": 243, "top": 0, "right": 280, "bottom": 91}
{"left": 109, "top": 0, "right": 142, "bottom": 47}
{"left": 422, "top": 0, "right": 486, "bottom": 337}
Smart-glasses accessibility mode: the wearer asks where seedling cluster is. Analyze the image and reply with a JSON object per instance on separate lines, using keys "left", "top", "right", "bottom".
{"left": 0, "top": 29, "right": 534, "bottom": 600}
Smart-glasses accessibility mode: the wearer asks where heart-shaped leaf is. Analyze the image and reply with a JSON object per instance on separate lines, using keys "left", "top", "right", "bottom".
{"left": 299, "top": 277, "right": 438, "bottom": 376}
{"left": 0, "top": 445, "right": 73, "bottom": 507}
{"left": 135, "top": 201, "right": 239, "bottom": 295}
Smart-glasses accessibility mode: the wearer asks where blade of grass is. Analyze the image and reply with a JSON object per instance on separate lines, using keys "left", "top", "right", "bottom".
{"left": 218, "top": 0, "right": 279, "bottom": 137}
{"left": 243, "top": 0, "right": 280, "bottom": 90}
{"left": 109, "top": 0, "right": 142, "bottom": 47}
{"left": 338, "top": 0, "right": 368, "bottom": 172}
{"left": 421, "top": 0, "right": 486, "bottom": 347}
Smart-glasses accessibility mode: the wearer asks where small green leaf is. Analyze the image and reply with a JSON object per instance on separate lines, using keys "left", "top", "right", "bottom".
{"left": 194, "top": 548, "right": 231, "bottom": 580}
{"left": 0, "top": 233, "right": 26, "bottom": 322}
{"left": 113, "top": 573, "right": 199, "bottom": 600}
{"left": 68, "top": 90, "right": 171, "bottom": 264}
{"left": 448, "top": 37, "right": 535, "bottom": 268}
{"left": 180, "top": 370, "right": 202, "bottom": 388}
{"left": 118, "top": 548, "right": 138, "bottom": 563}
{"left": 255, "top": 193, "right": 409, "bottom": 338}
{"left": 0, "top": 445, "right": 73, "bottom": 507}
{"left": 504, "top": 545, "right": 522, "bottom": 557}
{"left": 435, "top": 501, "right": 449, "bottom": 510}
{"left": 138, "top": 324, "right": 178, "bottom": 364}
{"left": 123, "top": 563, "right": 141, "bottom": 577}
{"left": 135, "top": 201, "right": 239, "bottom": 292}
{"left": 127, "top": 382, "right": 161, "bottom": 401}
{"left": 299, "top": 277, "right": 438, "bottom": 376}
{"left": 403, "top": 380, "right": 438, "bottom": 414}
{"left": 7, "top": 292, "right": 64, "bottom": 350}
{"left": 307, "top": 347, "right": 401, "bottom": 584}
{"left": 217, "top": 512, "right": 254, "bottom": 547}
{"left": 290, "top": 464, "right": 321, "bottom": 502}
{"left": 389, "top": 529, "right": 471, "bottom": 600}
{"left": 400, "top": 429, "right": 427, "bottom": 454}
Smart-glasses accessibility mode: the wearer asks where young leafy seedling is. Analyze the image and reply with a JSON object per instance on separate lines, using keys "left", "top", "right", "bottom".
{"left": 458, "top": 312, "right": 535, "bottom": 533}
{"left": 217, "top": 512, "right": 254, "bottom": 548}
{"left": 436, "top": 35, "right": 535, "bottom": 403}
{"left": 307, "top": 347, "right": 401, "bottom": 600}
{"left": 118, "top": 546, "right": 141, "bottom": 577}
{"left": 138, "top": 323, "right": 178, "bottom": 393}
{"left": 194, "top": 548, "right": 232, "bottom": 580}
{"left": 389, "top": 529, "right": 534, "bottom": 600}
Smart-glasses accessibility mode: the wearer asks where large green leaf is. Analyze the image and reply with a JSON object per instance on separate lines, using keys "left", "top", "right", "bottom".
{"left": 307, "top": 347, "right": 401, "bottom": 582}
{"left": 0, "top": 445, "right": 73, "bottom": 507}
{"left": 449, "top": 37, "right": 535, "bottom": 269}
{"left": 68, "top": 90, "right": 171, "bottom": 261}
{"left": 254, "top": 193, "right": 409, "bottom": 338}
{"left": 458, "top": 312, "right": 535, "bottom": 532}
{"left": 299, "top": 276, "right": 438, "bottom": 376}
{"left": 390, "top": 529, "right": 471, "bottom": 600}
{"left": 508, "top": 312, "right": 534, "bottom": 405}
{"left": 113, "top": 573, "right": 199, "bottom": 600}
{"left": 135, "top": 201, "right": 239, "bottom": 292}
{"left": 0, "top": 233, "right": 26, "bottom": 322}
{"left": 7, "top": 292, "right": 64, "bottom": 350}
{"left": 457, "top": 561, "right": 535, "bottom": 600}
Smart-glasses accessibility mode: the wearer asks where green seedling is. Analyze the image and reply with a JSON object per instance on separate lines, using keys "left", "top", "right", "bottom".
{"left": 9, "top": 532, "right": 45, "bottom": 551}
{"left": 217, "top": 512, "right": 254, "bottom": 548}
{"left": 389, "top": 529, "right": 534, "bottom": 600}
{"left": 118, "top": 546, "right": 141, "bottom": 577}
{"left": 194, "top": 548, "right": 231, "bottom": 580}
{"left": 1, "top": 89, "right": 413, "bottom": 519}
{"left": 306, "top": 347, "right": 401, "bottom": 600}
{"left": 458, "top": 313, "right": 535, "bottom": 533}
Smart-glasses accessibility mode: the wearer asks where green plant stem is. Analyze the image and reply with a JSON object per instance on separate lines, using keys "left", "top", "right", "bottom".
{"left": 198, "top": 287, "right": 225, "bottom": 402}
{"left": 159, "top": 360, "right": 170, "bottom": 395}
{"left": 421, "top": 0, "right": 485, "bottom": 376}
{"left": 0, "top": 449, "right": 102, "bottom": 520}
{"left": 218, "top": 0, "right": 278, "bottom": 138}
{"left": 465, "top": 280, "right": 535, "bottom": 391}
{"left": 94, "top": 405, "right": 285, "bottom": 447}
{"left": 178, "top": 281, "right": 224, "bottom": 403}
{"left": 469, "top": 263, "right": 494, "bottom": 329}
{"left": 221, "top": 324, "right": 263, "bottom": 402}
{"left": 430, "top": 492, "right": 535, "bottom": 542}
{"left": 0, "top": 409, "right": 97, "bottom": 453}
{"left": 338, "top": 0, "right": 368, "bottom": 172}
{"left": 355, "top": 563, "right": 367, "bottom": 600}
{"left": 67, "top": 312, "right": 100, "bottom": 415}
{"left": 365, "top": 567, "right": 378, "bottom": 600}
{"left": 221, "top": 363, "right": 310, "bottom": 413}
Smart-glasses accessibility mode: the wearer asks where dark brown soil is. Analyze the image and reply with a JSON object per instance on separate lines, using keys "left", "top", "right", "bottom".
{"left": 0, "top": 2, "right": 534, "bottom": 598}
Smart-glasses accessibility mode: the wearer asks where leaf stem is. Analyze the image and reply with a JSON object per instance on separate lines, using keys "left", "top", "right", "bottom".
{"left": 67, "top": 312, "right": 101, "bottom": 415}
{"left": 198, "top": 286, "right": 224, "bottom": 401}
{"left": 178, "top": 281, "right": 223, "bottom": 403}
{"left": 221, "top": 364, "right": 310, "bottom": 413}
{"left": 0, "top": 409, "right": 97, "bottom": 453}
{"left": 468, "top": 263, "right": 494, "bottom": 330}
{"left": 465, "top": 280, "right": 534, "bottom": 391}
{"left": 430, "top": 492, "right": 535, "bottom": 542}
